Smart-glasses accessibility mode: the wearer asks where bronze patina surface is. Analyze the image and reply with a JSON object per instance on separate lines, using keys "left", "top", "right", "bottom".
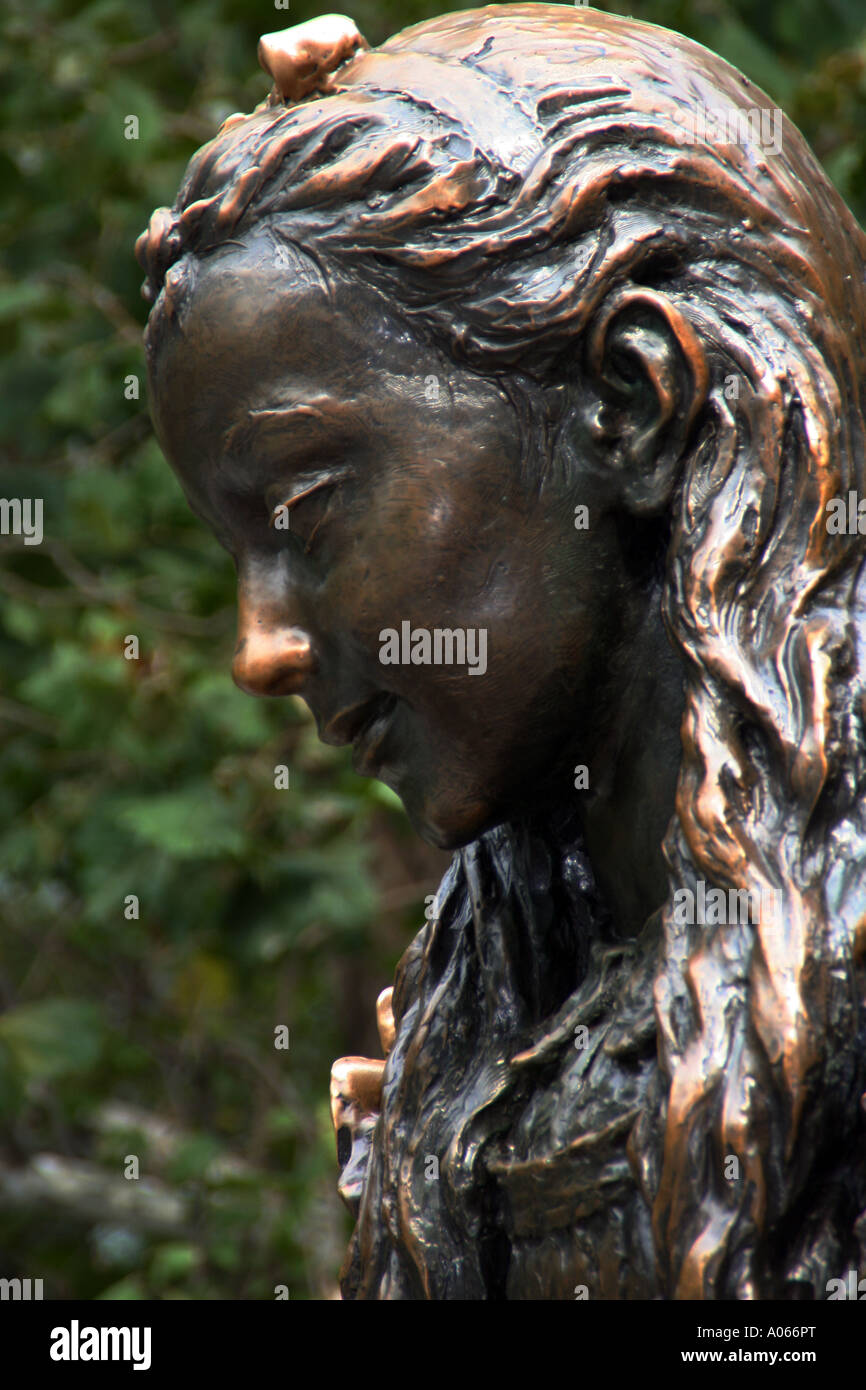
{"left": 138, "top": 6, "right": 866, "bottom": 1299}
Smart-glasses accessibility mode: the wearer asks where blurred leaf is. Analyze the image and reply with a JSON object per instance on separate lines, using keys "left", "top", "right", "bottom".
{"left": 97, "top": 1277, "right": 146, "bottom": 1300}
{"left": 116, "top": 784, "right": 247, "bottom": 860}
{"left": 172, "top": 953, "right": 233, "bottom": 1013}
{"left": 167, "top": 1136, "right": 222, "bottom": 1184}
{"left": 149, "top": 1242, "right": 200, "bottom": 1287}
{"left": 0, "top": 999, "right": 104, "bottom": 1080}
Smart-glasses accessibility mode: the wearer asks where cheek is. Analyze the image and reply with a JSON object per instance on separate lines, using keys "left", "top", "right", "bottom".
{"left": 332, "top": 496, "right": 487, "bottom": 625}
{"left": 321, "top": 480, "right": 579, "bottom": 728}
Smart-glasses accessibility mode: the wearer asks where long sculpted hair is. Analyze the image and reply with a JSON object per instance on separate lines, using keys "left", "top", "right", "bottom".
{"left": 138, "top": 6, "right": 866, "bottom": 1297}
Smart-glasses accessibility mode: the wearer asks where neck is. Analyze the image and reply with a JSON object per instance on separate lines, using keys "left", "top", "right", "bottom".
{"left": 577, "top": 589, "right": 685, "bottom": 938}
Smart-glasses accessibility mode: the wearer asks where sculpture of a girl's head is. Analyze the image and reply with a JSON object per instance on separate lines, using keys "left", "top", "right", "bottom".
{"left": 138, "top": 6, "right": 866, "bottom": 1299}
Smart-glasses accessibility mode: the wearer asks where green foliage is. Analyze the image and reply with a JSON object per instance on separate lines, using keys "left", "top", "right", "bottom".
{"left": 0, "top": 999, "right": 105, "bottom": 1082}
{"left": 0, "top": 0, "right": 863, "bottom": 1300}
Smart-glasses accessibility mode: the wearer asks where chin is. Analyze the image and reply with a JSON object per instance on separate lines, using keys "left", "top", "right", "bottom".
{"left": 397, "top": 777, "right": 501, "bottom": 851}
{"left": 413, "top": 815, "right": 471, "bottom": 852}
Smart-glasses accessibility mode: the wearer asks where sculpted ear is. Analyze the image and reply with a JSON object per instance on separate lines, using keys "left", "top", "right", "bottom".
{"left": 587, "top": 288, "right": 708, "bottom": 513}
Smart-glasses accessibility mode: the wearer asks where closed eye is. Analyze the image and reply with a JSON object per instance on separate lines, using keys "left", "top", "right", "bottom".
{"left": 268, "top": 477, "right": 332, "bottom": 525}
{"left": 269, "top": 477, "right": 339, "bottom": 553}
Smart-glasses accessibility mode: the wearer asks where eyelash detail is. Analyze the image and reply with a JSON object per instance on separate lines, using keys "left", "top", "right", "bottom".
{"left": 301, "top": 495, "right": 333, "bottom": 554}
{"left": 269, "top": 479, "right": 337, "bottom": 553}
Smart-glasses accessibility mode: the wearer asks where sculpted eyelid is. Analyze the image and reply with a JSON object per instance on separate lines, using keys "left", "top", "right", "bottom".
{"left": 268, "top": 478, "right": 333, "bottom": 526}
{"left": 267, "top": 466, "right": 354, "bottom": 527}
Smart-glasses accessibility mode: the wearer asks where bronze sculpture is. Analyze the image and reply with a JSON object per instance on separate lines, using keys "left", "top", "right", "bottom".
{"left": 137, "top": 5, "right": 866, "bottom": 1299}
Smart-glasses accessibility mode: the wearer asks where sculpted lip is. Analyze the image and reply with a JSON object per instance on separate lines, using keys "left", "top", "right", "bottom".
{"left": 322, "top": 692, "right": 397, "bottom": 761}
{"left": 351, "top": 694, "right": 398, "bottom": 774}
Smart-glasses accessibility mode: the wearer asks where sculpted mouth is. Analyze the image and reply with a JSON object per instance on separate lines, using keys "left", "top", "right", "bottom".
{"left": 354, "top": 694, "right": 398, "bottom": 775}
{"left": 325, "top": 693, "right": 398, "bottom": 749}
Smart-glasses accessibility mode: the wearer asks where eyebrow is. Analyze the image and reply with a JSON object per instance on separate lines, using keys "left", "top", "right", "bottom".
{"left": 223, "top": 402, "right": 334, "bottom": 456}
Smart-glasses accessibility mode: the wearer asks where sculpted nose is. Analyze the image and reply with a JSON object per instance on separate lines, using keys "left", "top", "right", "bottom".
{"left": 232, "top": 592, "right": 316, "bottom": 697}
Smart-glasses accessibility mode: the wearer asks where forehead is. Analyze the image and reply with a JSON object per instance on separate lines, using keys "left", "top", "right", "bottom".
{"left": 147, "top": 235, "right": 420, "bottom": 472}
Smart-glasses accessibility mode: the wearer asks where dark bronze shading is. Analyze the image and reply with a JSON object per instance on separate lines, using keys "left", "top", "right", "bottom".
{"left": 138, "top": 6, "right": 866, "bottom": 1299}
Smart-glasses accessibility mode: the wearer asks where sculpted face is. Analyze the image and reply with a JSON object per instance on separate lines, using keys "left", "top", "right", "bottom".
{"left": 149, "top": 232, "right": 639, "bottom": 849}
